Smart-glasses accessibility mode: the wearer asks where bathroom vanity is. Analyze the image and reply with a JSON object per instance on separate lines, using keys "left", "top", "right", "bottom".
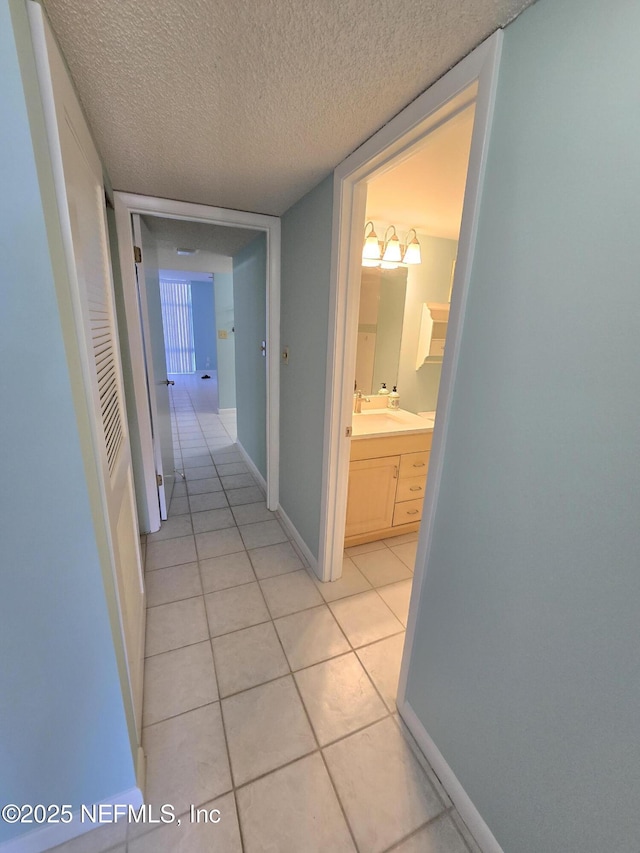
{"left": 345, "top": 408, "right": 434, "bottom": 547}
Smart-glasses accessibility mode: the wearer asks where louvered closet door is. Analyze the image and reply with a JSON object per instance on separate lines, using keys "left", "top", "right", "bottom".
{"left": 34, "top": 7, "right": 145, "bottom": 736}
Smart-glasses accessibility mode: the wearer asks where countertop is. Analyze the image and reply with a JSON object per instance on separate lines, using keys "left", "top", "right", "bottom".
{"left": 351, "top": 408, "right": 435, "bottom": 440}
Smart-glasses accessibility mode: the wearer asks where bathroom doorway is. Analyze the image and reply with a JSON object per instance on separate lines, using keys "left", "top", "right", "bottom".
{"left": 318, "top": 33, "right": 503, "bottom": 721}
{"left": 338, "top": 96, "right": 476, "bottom": 650}
{"left": 319, "top": 31, "right": 503, "bottom": 584}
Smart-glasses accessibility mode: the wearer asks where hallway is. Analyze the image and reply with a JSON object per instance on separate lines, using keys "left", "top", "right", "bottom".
{"left": 54, "top": 377, "right": 480, "bottom": 853}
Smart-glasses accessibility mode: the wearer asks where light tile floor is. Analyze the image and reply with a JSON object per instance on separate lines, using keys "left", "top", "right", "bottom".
{"left": 51, "top": 379, "right": 480, "bottom": 853}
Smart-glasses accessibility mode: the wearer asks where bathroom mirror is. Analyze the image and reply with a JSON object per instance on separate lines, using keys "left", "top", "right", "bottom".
{"left": 353, "top": 235, "right": 458, "bottom": 414}
{"left": 354, "top": 268, "right": 407, "bottom": 395}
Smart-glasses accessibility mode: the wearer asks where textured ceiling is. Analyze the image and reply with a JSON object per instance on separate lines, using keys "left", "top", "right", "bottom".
{"left": 42, "top": 0, "right": 535, "bottom": 216}
{"left": 366, "top": 102, "right": 476, "bottom": 241}
{"left": 143, "top": 215, "right": 258, "bottom": 256}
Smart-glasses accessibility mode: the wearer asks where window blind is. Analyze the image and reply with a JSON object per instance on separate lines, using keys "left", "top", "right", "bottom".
{"left": 159, "top": 279, "right": 196, "bottom": 374}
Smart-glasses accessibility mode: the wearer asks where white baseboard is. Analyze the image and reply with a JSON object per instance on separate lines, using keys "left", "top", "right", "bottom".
{"left": 217, "top": 407, "right": 236, "bottom": 416}
{"left": 236, "top": 439, "right": 267, "bottom": 493}
{"left": 233, "top": 440, "right": 316, "bottom": 574}
{"left": 397, "top": 698, "right": 503, "bottom": 853}
{"left": 136, "top": 746, "right": 146, "bottom": 795}
{"left": 276, "top": 504, "right": 319, "bottom": 576}
{"left": 0, "top": 787, "right": 143, "bottom": 853}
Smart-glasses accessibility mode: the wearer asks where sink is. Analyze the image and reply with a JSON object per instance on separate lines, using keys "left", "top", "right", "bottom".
{"left": 351, "top": 408, "right": 434, "bottom": 438}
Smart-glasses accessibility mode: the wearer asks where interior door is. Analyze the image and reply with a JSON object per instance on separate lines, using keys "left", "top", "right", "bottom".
{"left": 30, "top": 6, "right": 145, "bottom": 732}
{"left": 131, "top": 214, "right": 175, "bottom": 518}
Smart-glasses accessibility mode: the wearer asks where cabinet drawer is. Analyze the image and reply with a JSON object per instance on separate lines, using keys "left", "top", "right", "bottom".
{"left": 393, "top": 499, "right": 423, "bottom": 526}
{"left": 399, "top": 451, "right": 430, "bottom": 478}
{"left": 396, "top": 476, "right": 426, "bottom": 503}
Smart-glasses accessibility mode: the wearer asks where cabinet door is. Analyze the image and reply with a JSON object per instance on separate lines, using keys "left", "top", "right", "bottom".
{"left": 345, "top": 456, "right": 399, "bottom": 538}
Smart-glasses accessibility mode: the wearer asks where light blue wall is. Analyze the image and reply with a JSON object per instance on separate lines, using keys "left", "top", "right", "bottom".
{"left": 233, "top": 235, "right": 267, "bottom": 478}
{"left": 191, "top": 280, "right": 217, "bottom": 371}
{"left": 0, "top": 1, "right": 135, "bottom": 843}
{"left": 397, "top": 235, "right": 458, "bottom": 413}
{"left": 406, "top": 0, "right": 640, "bottom": 851}
{"left": 280, "top": 175, "right": 333, "bottom": 558}
{"left": 213, "top": 273, "right": 236, "bottom": 409}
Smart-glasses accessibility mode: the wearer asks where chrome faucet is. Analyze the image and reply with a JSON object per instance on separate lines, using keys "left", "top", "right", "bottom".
{"left": 354, "top": 389, "right": 369, "bottom": 413}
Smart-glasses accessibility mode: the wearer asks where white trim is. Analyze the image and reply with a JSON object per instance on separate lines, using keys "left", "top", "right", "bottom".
{"left": 114, "top": 193, "right": 281, "bottom": 513}
{"left": 0, "top": 787, "right": 143, "bottom": 853}
{"left": 319, "top": 30, "right": 503, "bottom": 585}
{"left": 396, "top": 30, "right": 503, "bottom": 707}
{"left": 398, "top": 699, "right": 503, "bottom": 853}
{"left": 27, "top": 0, "right": 142, "bottom": 751}
{"left": 236, "top": 438, "right": 267, "bottom": 493}
{"left": 131, "top": 212, "right": 169, "bottom": 524}
{"left": 218, "top": 407, "right": 237, "bottom": 415}
{"left": 113, "top": 202, "right": 161, "bottom": 534}
{"left": 236, "top": 433, "right": 318, "bottom": 573}
{"left": 276, "top": 504, "right": 319, "bottom": 575}
{"left": 135, "top": 745, "right": 146, "bottom": 797}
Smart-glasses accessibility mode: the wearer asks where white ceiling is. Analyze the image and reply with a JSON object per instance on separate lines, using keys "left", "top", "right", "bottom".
{"left": 366, "top": 101, "right": 476, "bottom": 241}
{"left": 143, "top": 216, "right": 258, "bottom": 273}
{"left": 42, "top": 0, "right": 535, "bottom": 217}
{"left": 156, "top": 248, "right": 232, "bottom": 275}
{"left": 143, "top": 215, "right": 258, "bottom": 257}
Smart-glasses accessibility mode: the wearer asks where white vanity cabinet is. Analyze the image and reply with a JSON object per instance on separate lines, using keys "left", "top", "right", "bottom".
{"left": 344, "top": 432, "right": 432, "bottom": 547}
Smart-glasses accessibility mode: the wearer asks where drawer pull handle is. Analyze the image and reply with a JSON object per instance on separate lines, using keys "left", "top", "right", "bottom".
{"left": 409, "top": 486, "right": 422, "bottom": 492}
{"left": 407, "top": 509, "right": 419, "bottom": 515}
{"left": 412, "top": 462, "right": 426, "bottom": 468}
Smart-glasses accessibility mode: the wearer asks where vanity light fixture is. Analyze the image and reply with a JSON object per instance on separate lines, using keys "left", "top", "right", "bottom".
{"left": 402, "top": 228, "right": 422, "bottom": 265}
{"left": 361, "top": 222, "right": 421, "bottom": 268}
{"left": 381, "top": 226, "right": 402, "bottom": 268}
{"left": 362, "top": 221, "right": 382, "bottom": 267}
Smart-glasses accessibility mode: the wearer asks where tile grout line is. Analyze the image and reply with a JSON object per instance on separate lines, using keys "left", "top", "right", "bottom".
{"left": 381, "top": 806, "right": 458, "bottom": 853}
{"left": 271, "top": 611, "right": 362, "bottom": 853}
{"left": 173, "top": 384, "right": 249, "bottom": 849}
{"left": 140, "top": 386, "right": 435, "bottom": 853}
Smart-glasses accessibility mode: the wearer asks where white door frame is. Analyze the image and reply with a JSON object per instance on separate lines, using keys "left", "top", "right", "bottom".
{"left": 319, "top": 32, "right": 502, "bottom": 581}
{"left": 27, "top": 1, "right": 146, "bottom": 773}
{"left": 319, "top": 31, "right": 503, "bottom": 850}
{"left": 114, "top": 194, "right": 281, "bottom": 521}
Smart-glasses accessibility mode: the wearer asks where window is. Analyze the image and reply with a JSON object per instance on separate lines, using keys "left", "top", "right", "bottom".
{"left": 159, "top": 279, "right": 196, "bottom": 374}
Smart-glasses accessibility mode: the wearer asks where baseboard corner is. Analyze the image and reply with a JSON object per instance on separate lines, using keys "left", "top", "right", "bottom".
{"left": 235, "top": 439, "right": 267, "bottom": 493}
{"left": 276, "top": 504, "right": 319, "bottom": 576}
{"left": 397, "top": 698, "right": 503, "bottom": 853}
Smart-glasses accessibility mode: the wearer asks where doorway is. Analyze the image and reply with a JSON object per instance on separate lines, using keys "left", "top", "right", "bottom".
{"left": 334, "top": 101, "right": 477, "bottom": 705}
{"left": 113, "top": 194, "right": 281, "bottom": 534}
{"left": 345, "top": 98, "right": 475, "bottom": 549}
{"left": 319, "top": 30, "right": 503, "bottom": 741}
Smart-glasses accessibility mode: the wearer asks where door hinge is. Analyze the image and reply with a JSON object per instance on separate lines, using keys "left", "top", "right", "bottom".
{"left": 346, "top": 426, "right": 352, "bottom": 437}
{"left": 134, "top": 245, "right": 142, "bottom": 263}
{"left": 156, "top": 473, "right": 163, "bottom": 487}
